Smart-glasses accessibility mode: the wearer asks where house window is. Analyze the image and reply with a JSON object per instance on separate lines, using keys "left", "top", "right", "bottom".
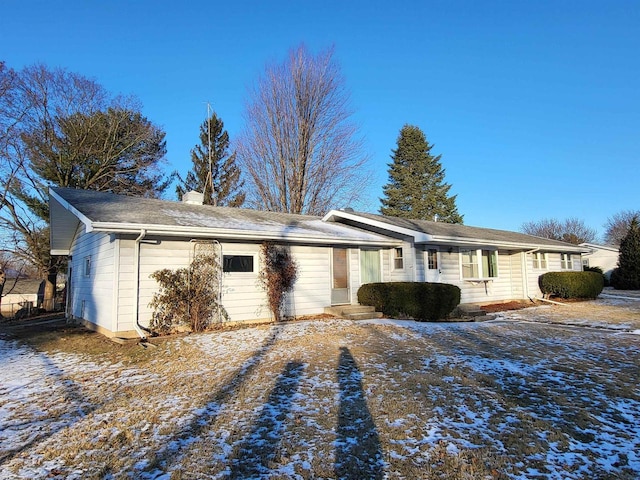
{"left": 393, "top": 247, "right": 404, "bottom": 270}
{"left": 532, "top": 252, "right": 547, "bottom": 269}
{"left": 223, "top": 255, "right": 254, "bottom": 273}
{"left": 561, "top": 254, "right": 573, "bottom": 270}
{"left": 427, "top": 249, "right": 438, "bottom": 270}
{"left": 84, "top": 256, "right": 91, "bottom": 276}
{"left": 460, "top": 249, "right": 498, "bottom": 279}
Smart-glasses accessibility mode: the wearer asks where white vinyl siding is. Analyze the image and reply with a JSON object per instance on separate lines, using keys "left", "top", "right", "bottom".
{"left": 119, "top": 239, "right": 335, "bottom": 329}
{"left": 435, "top": 248, "right": 526, "bottom": 304}
{"left": 68, "top": 228, "right": 115, "bottom": 331}
{"left": 288, "top": 246, "right": 331, "bottom": 316}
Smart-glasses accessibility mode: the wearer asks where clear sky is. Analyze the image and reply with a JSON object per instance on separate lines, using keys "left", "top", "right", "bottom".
{"left": 2, "top": 0, "right": 638, "bottom": 239}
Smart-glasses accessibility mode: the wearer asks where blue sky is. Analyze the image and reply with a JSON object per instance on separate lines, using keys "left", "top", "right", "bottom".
{"left": 2, "top": 1, "right": 638, "bottom": 239}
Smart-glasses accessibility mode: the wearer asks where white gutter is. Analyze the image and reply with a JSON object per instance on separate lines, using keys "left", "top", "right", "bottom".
{"left": 89, "top": 223, "right": 401, "bottom": 247}
{"left": 132, "top": 229, "right": 147, "bottom": 339}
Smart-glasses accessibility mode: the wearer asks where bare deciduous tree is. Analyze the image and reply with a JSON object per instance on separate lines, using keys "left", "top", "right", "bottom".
{"left": 237, "top": 45, "right": 368, "bottom": 215}
{"left": 521, "top": 217, "right": 598, "bottom": 245}
{"left": 0, "top": 63, "right": 170, "bottom": 310}
{"left": 604, "top": 210, "right": 640, "bottom": 245}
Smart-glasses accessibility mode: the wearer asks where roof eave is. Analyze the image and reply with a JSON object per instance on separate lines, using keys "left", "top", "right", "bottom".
{"left": 91, "top": 222, "right": 400, "bottom": 246}
{"left": 323, "top": 210, "right": 431, "bottom": 242}
{"left": 423, "top": 235, "right": 588, "bottom": 252}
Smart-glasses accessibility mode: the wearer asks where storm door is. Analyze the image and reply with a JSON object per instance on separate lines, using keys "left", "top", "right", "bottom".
{"left": 331, "top": 248, "right": 350, "bottom": 305}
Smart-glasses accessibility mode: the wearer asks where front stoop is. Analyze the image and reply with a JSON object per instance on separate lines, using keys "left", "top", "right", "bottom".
{"left": 324, "top": 305, "right": 383, "bottom": 320}
{"left": 455, "top": 304, "right": 496, "bottom": 322}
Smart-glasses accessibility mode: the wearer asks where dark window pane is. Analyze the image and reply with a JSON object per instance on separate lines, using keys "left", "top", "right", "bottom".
{"left": 223, "top": 255, "right": 254, "bottom": 273}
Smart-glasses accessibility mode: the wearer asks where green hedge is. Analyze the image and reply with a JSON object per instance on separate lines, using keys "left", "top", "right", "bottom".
{"left": 538, "top": 271, "right": 604, "bottom": 299}
{"left": 357, "top": 282, "right": 461, "bottom": 321}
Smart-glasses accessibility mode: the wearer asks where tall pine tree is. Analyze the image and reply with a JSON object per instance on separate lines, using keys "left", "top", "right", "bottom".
{"left": 610, "top": 216, "right": 640, "bottom": 290}
{"left": 177, "top": 111, "right": 245, "bottom": 207}
{"left": 380, "top": 125, "right": 462, "bottom": 223}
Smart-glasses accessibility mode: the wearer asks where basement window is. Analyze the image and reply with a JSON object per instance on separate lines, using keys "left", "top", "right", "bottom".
{"left": 223, "top": 254, "right": 254, "bottom": 273}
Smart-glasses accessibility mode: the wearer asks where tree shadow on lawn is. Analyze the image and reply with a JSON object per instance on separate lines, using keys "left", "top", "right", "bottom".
{"left": 334, "top": 346, "right": 384, "bottom": 479}
{"left": 143, "top": 326, "right": 283, "bottom": 475}
{"left": 227, "top": 360, "right": 304, "bottom": 478}
{"left": 0, "top": 336, "right": 96, "bottom": 466}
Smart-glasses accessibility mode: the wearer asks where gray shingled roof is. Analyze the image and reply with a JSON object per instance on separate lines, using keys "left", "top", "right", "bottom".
{"left": 349, "top": 212, "right": 583, "bottom": 249}
{"left": 50, "top": 188, "right": 397, "bottom": 244}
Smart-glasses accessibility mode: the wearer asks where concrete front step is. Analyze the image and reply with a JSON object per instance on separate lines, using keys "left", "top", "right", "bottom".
{"left": 324, "top": 305, "right": 383, "bottom": 320}
{"left": 456, "top": 304, "right": 487, "bottom": 317}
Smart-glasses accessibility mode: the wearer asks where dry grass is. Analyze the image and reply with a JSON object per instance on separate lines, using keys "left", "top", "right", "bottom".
{"left": 1, "top": 301, "right": 639, "bottom": 479}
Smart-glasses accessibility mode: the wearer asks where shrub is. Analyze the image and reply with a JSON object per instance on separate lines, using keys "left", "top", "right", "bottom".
{"left": 538, "top": 271, "right": 604, "bottom": 299}
{"left": 260, "top": 242, "right": 298, "bottom": 322}
{"left": 357, "top": 282, "right": 461, "bottom": 321}
{"left": 149, "top": 243, "right": 227, "bottom": 335}
{"left": 583, "top": 265, "right": 609, "bottom": 287}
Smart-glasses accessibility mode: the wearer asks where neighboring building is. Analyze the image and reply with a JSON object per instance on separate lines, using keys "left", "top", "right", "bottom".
{"left": 49, "top": 188, "right": 587, "bottom": 338}
{"left": 580, "top": 243, "right": 619, "bottom": 280}
{"left": 0, "top": 278, "right": 43, "bottom": 317}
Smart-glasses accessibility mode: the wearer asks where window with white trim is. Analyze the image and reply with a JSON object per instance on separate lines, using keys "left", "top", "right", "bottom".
{"left": 393, "top": 247, "right": 404, "bottom": 270}
{"left": 223, "top": 254, "right": 255, "bottom": 273}
{"left": 84, "top": 256, "right": 91, "bottom": 277}
{"left": 561, "top": 253, "right": 573, "bottom": 270}
{"left": 460, "top": 249, "right": 498, "bottom": 279}
{"left": 427, "top": 249, "right": 438, "bottom": 270}
{"left": 532, "top": 252, "right": 547, "bottom": 269}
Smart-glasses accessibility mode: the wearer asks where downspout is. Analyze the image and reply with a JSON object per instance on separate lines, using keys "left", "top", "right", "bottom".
{"left": 133, "top": 229, "right": 147, "bottom": 339}
{"left": 522, "top": 247, "right": 539, "bottom": 301}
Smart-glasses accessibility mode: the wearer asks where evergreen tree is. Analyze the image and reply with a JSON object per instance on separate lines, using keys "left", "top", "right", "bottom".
{"left": 610, "top": 216, "right": 640, "bottom": 290}
{"left": 380, "top": 125, "right": 462, "bottom": 223}
{"left": 177, "top": 112, "right": 244, "bottom": 207}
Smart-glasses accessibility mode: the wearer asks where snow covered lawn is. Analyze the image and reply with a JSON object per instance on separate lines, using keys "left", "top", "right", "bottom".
{"left": 1, "top": 297, "right": 639, "bottom": 479}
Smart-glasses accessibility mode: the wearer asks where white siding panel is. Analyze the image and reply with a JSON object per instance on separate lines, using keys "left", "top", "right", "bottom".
{"left": 439, "top": 248, "right": 528, "bottom": 304}
{"left": 68, "top": 228, "right": 115, "bottom": 331}
{"left": 288, "top": 246, "right": 331, "bottom": 316}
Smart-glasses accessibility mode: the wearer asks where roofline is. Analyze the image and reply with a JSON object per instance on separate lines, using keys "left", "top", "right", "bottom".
{"left": 324, "top": 209, "right": 588, "bottom": 252}
{"left": 580, "top": 243, "right": 619, "bottom": 252}
{"left": 425, "top": 235, "right": 588, "bottom": 252}
{"left": 49, "top": 188, "right": 95, "bottom": 232}
{"left": 323, "top": 210, "right": 432, "bottom": 242}
{"left": 90, "top": 222, "right": 401, "bottom": 246}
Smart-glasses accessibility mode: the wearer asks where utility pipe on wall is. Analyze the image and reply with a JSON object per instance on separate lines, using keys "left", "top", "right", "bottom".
{"left": 522, "top": 247, "right": 539, "bottom": 301}
{"left": 132, "top": 229, "right": 147, "bottom": 339}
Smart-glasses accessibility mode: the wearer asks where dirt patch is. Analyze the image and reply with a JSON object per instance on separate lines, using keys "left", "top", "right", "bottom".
{"left": 480, "top": 300, "right": 536, "bottom": 313}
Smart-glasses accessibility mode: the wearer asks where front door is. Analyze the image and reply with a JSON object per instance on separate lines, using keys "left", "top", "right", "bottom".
{"left": 360, "top": 249, "right": 381, "bottom": 284}
{"left": 331, "top": 248, "right": 350, "bottom": 305}
{"left": 425, "top": 248, "right": 441, "bottom": 282}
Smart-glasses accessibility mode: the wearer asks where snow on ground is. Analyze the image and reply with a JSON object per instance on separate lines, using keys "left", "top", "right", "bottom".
{"left": 1, "top": 299, "right": 639, "bottom": 479}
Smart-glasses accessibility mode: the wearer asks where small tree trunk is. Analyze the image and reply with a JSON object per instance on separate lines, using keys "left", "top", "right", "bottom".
{"left": 43, "top": 268, "right": 57, "bottom": 311}
{"left": 0, "top": 269, "right": 5, "bottom": 317}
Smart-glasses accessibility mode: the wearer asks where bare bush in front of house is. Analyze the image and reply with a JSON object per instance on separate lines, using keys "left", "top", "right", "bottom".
{"left": 260, "top": 242, "right": 298, "bottom": 322}
{"left": 149, "top": 243, "right": 227, "bottom": 334}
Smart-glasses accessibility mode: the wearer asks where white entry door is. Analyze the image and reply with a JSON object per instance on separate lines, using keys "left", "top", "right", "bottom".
{"left": 425, "top": 248, "right": 441, "bottom": 282}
